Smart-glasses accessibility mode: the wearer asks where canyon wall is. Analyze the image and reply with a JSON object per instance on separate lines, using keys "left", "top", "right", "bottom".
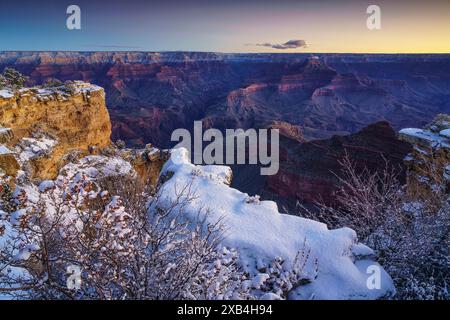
{"left": 0, "top": 82, "right": 111, "bottom": 179}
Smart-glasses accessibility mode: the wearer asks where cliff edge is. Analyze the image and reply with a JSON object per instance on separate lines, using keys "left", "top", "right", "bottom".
{"left": 0, "top": 81, "right": 111, "bottom": 180}
{"left": 399, "top": 114, "right": 450, "bottom": 197}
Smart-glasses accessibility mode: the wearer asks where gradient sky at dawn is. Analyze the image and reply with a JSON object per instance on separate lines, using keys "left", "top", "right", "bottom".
{"left": 0, "top": 0, "right": 449, "bottom": 53}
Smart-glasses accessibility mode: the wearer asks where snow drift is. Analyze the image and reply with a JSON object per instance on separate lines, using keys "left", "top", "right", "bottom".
{"left": 159, "top": 148, "right": 396, "bottom": 299}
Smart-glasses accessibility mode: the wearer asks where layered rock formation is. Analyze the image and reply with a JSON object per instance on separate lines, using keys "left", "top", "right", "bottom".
{"left": 0, "top": 82, "right": 111, "bottom": 179}
{"left": 399, "top": 114, "right": 450, "bottom": 197}
{"left": 1, "top": 51, "right": 448, "bottom": 207}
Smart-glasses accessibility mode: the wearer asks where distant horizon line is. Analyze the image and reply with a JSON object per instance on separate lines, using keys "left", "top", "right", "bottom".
{"left": 1, "top": 50, "right": 450, "bottom": 55}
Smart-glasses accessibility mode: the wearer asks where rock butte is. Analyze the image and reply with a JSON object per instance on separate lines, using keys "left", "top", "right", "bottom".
{"left": 0, "top": 81, "right": 167, "bottom": 183}
{"left": 0, "top": 82, "right": 111, "bottom": 180}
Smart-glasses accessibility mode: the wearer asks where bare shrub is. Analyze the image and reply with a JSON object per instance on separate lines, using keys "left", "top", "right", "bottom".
{"left": 114, "top": 140, "right": 126, "bottom": 150}
{"left": 0, "top": 173, "right": 232, "bottom": 299}
{"left": 256, "top": 241, "right": 318, "bottom": 300}
{"left": 299, "top": 151, "right": 449, "bottom": 300}
{"left": 0, "top": 173, "right": 314, "bottom": 300}
{"left": 0, "top": 75, "right": 7, "bottom": 88}
{"left": 300, "top": 153, "right": 404, "bottom": 240}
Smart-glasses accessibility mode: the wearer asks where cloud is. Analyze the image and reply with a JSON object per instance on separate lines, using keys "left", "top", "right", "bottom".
{"left": 252, "top": 39, "right": 307, "bottom": 50}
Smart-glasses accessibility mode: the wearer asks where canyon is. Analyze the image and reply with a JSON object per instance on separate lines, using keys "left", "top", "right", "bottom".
{"left": 1, "top": 52, "right": 449, "bottom": 146}
{"left": 1, "top": 51, "right": 449, "bottom": 205}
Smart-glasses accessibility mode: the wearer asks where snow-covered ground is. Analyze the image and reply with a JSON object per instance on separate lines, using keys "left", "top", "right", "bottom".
{"left": 58, "top": 155, "right": 134, "bottom": 180}
{"left": 1, "top": 146, "right": 396, "bottom": 300}
{"left": 0, "top": 145, "right": 13, "bottom": 155}
{"left": 159, "top": 148, "right": 396, "bottom": 299}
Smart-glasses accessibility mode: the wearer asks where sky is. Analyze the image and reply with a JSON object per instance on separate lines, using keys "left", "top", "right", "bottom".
{"left": 0, "top": 0, "right": 449, "bottom": 53}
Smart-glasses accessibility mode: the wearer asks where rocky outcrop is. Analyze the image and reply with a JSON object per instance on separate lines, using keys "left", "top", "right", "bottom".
{"left": 0, "top": 81, "right": 111, "bottom": 179}
{"left": 265, "top": 120, "right": 305, "bottom": 143}
{"left": 0, "top": 146, "right": 20, "bottom": 177}
{"left": 118, "top": 144, "right": 170, "bottom": 186}
{"left": 399, "top": 114, "right": 450, "bottom": 197}
{"left": 0, "top": 81, "right": 170, "bottom": 187}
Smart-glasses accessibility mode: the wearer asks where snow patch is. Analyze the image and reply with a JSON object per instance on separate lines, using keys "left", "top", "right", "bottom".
{"left": 14, "top": 244, "right": 39, "bottom": 261}
{"left": 59, "top": 155, "right": 134, "bottom": 181}
{"left": 10, "top": 209, "right": 27, "bottom": 226}
{"left": 0, "top": 145, "right": 13, "bottom": 155}
{"left": 39, "top": 180, "right": 55, "bottom": 192}
{"left": 0, "top": 89, "right": 13, "bottom": 99}
{"left": 399, "top": 128, "right": 450, "bottom": 149}
{"left": 17, "top": 136, "right": 57, "bottom": 162}
{"left": 440, "top": 129, "right": 450, "bottom": 138}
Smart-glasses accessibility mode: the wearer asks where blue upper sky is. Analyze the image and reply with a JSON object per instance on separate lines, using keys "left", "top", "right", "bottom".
{"left": 1, "top": 0, "right": 449, "bottom": 53}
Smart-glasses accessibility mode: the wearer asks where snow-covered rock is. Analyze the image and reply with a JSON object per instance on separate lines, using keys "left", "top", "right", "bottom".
{"left": 399, "top": 116, "right": 450, "bottom": 196}
{"left": 399, "top": 128, "right": 450, "bottom": 149}
{"left": 58, "top": 155, "right": 134, "bottom": 180}
{"left": 0, "top": 82, "right": 111, "bottom": 180}
{"left": 159, "top": 148, "right": 396, "bottom": 300}
{"left": 0, "top": 89, "right": 13, "bottom": 99}
{"left": 440, "top": 129, "right": 450, "bottom": 139}
{"left": 38, "top": 180, "right": 55, "bottom": 192}
{"left": 16, "top": 136, "right": 57, "bottom": 162}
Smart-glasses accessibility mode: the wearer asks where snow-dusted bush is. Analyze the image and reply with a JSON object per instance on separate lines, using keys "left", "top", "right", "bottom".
{"left": 0, "top": 173, "right": 311, "bottom": 300}
{"left": 42, "top": 78, "right": 63, "bottom": 88}
{"left": 299, "top": 153, "right": 449, "bottom": 300}
{"left": 384, "top": 202, "right": 449, "bottom": 300}
{"left": 1, "top": 68, "right": 28, "bottom": 90}
{"left": 255, "top": 242, "right": 318, "bottom": 300}
{"left": 60, "top": 81, "right": 77, "bottom": 95}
